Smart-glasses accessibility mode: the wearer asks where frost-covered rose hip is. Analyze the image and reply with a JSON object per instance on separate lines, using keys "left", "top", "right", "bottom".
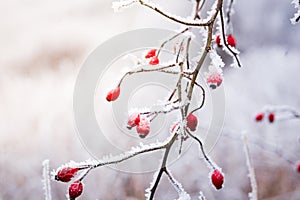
{"left": 255, "top": 113, "right": 264, "bottom": 122}
{"left": 207, "top": 72, "right": 222, "bottom": 89}
{"left": 69, "top": 180, "right": 83, "bottom": 199}
{"left": 211, "top": 169, "right": 224, "bottom": 190}
{"left": 268, "top": 113, "right": 275, "bottom": 123}
{"left": 297, "top": 162, "right": 300, "bottom": 173}
{"left": 186, "top": 113, "right": 198, "bottom": 131}
{"left": 136, "top": 117, "right": 150, "bottom": 138}
{"left": 145, "top": 49, "right": 157, "bottom": 58}
{"left": 127, "top": 113, "right": 140, "bottom": 128}
{"left": 55, "top": 167, "right": 78, "bottom": 182}
{"left": 227, "top": 34, "right": 236, "bottom": 47}
{"left": 216, "top": 35, "right": 222, "bottom": 47}
{"left": 106, "top": 87, "right": 120, "bottom": 102}
{"left": 149, "top": 56, "right": 159, "bottom": 65}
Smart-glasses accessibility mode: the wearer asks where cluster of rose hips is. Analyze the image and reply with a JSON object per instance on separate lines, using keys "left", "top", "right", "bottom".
{"left": 106, "top": 49, "right": 161, "bottom": 103}
{"left": 127, "top": 112, "right": 150, "bottom": 138}
{"left": 255, "top": 112, "right": 275, "bottom": 123}
{"left": 104, "top": 48, "right": 225, "bottom": 194}
{"left": 107, "top": 87, "right": 225, "bottom": 190}
{"left": 255, "top": 110, "right": 300, "bottom": 174}
{"left": 55, "top": 167, "right": 85, "bottom": 199}
{"left": 145, "top": 49, "right": 159, "bottom": 65}
{"left": 55, "top": 113, "right": 224, "bottom": 198}
{"left": 215, "top": 34, "right": 236, "bottom": 48}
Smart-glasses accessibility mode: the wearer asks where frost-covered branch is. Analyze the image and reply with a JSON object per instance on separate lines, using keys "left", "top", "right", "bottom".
{"left": 42, "top": 159, "right": 52, "bottom": 200}
{"left": 219, "top": 7, "right": 241, "bottom": 67}
{"left": 186, "top": 129, "right": 215, "bottom": 169}
{"left": 137, "top": 0, "right": 223, "bottom": 27}
{"left": 242, "top": 133, "right": 258, "bottom": 200}
{"left": 52, "top": 0, "right": 242, "bottom": 198}
{"left": 146, "top": 133, "right": 177, "bottom": 200}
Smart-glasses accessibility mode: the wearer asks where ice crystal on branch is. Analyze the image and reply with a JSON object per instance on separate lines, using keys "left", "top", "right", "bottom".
{"left": 209, "top": 50, "right": 225, "bottom": 68}
{"left": 112, "top": 0, "right": 138, "bottom": 12}
{"left": 291, "top": 0, "right": 300, "bottom": 24}
{"left": 42, "top": 160, "right": 52, "bottom": 200}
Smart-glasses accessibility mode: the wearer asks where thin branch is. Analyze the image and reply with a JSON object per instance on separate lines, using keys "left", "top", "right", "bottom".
{"left": 157, "top": 28, "right": 190, "bottom": 56}
{"left": 148, "top": 134, "right": 177, "bottom": 200}
{"left": 194, "top": 0, "right": 201, "bottom": 19}
{"left": 165, "top": 168, "right": 187, "bottom": 196}
{"left": 118, "top": 63, "right": 178, "bottom": 86}
{"left": 185, "top": 23, "right": 213, "bottom": 115}
{"left": 42, "top": 160, "right": 52, "bottom": 200}
{"left": 242, "top": 133, "right": 258, "bottom": 200}
{"left": 185, "top": 37, "right": 192, "bottom": 70}
{"left": 219, "top": 7, "right": 242, "bottom": 67}
{"left": 189, "top": 83, "right": 205, "bottom": 114}
{"left": 138, "top": 0, "right": 221, "bottom": 27}
{"left": 67, "top": 133, "right": 178, "bottom": 182}
{"left": 142, "top": 100, "right": 190, "bottom": 118}
{"left": 176, "top": 39, "right": 186, "bottom": 63}
{"left": 198, "top": 0, "right": 206, "bottom": 15}
{"left": 177, "top": 62, "right": 186, "bottom": 155}
{"left": 186, "top": 129, "right": 215, "bottom": 169}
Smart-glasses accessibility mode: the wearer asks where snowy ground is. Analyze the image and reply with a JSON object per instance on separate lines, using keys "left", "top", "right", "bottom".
{"left": 0, "top": 0, "right": 299, "bottom": 199}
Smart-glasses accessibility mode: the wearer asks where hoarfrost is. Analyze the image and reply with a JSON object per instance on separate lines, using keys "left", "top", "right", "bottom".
{"left": 112, "top": 0, "right": 138, "bottom": 13}
{"left": 42, "top": 159, "right": 52, "bottom": 200}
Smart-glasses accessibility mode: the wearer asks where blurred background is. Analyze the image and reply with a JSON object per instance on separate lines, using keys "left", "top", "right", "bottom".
{"left": 0, "top": 0, "right": 299, "bottom": 199}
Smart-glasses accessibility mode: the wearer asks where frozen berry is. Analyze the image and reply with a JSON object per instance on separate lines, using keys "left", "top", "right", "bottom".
{"left": 186, "top": 113, "right": 198, "bottom": 131}
{"left": 268, "top": 113, "right": 275, "bottom": 123}
{"left": 69, "top": 180, "right": 83, "bottom": 199}
{"left": 127, "top": 113, "right": 140, "bottom": 128}
{"left": 207, "top": 72, "right": 222, "bottom": 89}
{"left": 255, "top": 113, "right": 264, "bottom": 122}
{"left": 211, "top": 169, "right": 224, "bottom": 190}
{"left": 145, "top": 49, "right": 157, "bottom": 59}
{"left": 297, "top": 162, "right": 300, "bottom": 173}
{"left": 106, "top": 87, "right": 120, "bottom": 102}
{"left": 55, "top": 167, "right": 78, "bottom": 182}
{"left": 216, "top": 35, "right": 222, "bottom": 47}
{"left": 136, "top": 117, "right": 150, "bottom": 138}
{"left": 227, "top": 35, "right": 236, "bottom": 47}
{"left": 149, "top": 56, "right": 159, "bottom": 65}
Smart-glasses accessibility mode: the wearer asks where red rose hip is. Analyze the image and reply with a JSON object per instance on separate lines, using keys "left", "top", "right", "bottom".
{"left": 227, "top": 34, "right": 236, "bottom": 47}
{"left": 127, "top": 113, "right": 140, "bottom": 128}
{"left": 136, "top": 117, "right": 150, "bottom": 138}
{"left": 255, "top": 113, "right": 264, "bottom": 122}
{"left": 297, "top": 162, "right": 300, "bottom": 173}
{"left": 149, "top": 56, "right": 159, "bottom": 65}
{"left": 69, "top": 180, "right": 83, "bottom": 199}
{"left": 186, "top": 113, "right": 198, "bottom": 131}
{"left": 55, "top": 167, "right": 78, "bottom": 182}
{"left": 106, "top": 87, "right": 120, "bottom": 102}
{"left": 211, "top": 169, "right": 224, "bottom": 190}
{"left": 268, "top": 113, "right": 275, "bottom": 123}
{"left": 216, "top": 35, "right": 222, "bottom": 47}
{"left": 145, "top": 49, "right": 157, "bottom": 58}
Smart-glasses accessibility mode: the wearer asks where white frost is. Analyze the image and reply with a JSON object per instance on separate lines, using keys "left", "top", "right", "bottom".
{"left": 112, "top": 0, "right": 138, "bottom": 12}
{"left": 42, "top": 159, "right": 52, "bottom": 200}
{"left": 177, "top": 192, "right": 191, "bottom": 200}
{"left": 209, "top": 50, "right": 225, "bottom": 68}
